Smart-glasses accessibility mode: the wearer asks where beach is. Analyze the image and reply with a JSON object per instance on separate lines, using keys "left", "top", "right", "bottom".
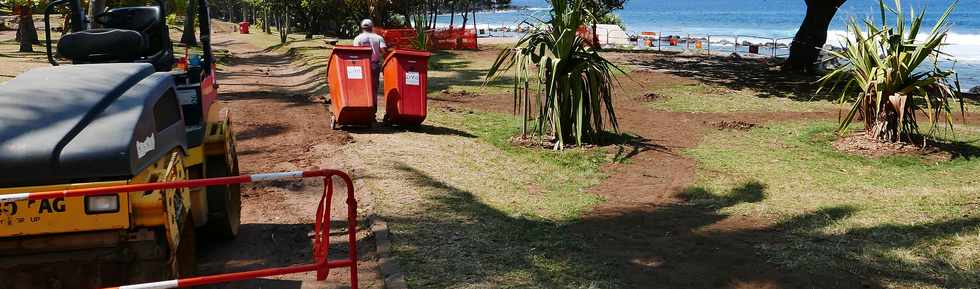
{"left": 440, "top": 0, "right": 980, "bottom": 90}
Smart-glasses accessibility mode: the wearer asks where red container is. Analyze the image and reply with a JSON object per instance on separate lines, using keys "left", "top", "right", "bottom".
{"left": 239, "top": 22, "right": 250, "bottom": 34}
{"left": 382, "top": 49, "right": 431, "bottom": 126}
{"left": 328, "top": 46, "right": 377, "bottom": 128}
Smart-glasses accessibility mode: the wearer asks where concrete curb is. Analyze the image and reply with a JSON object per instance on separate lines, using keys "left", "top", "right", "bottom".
{"left": 369, "top": 214, "right": 408, "bottom": 289}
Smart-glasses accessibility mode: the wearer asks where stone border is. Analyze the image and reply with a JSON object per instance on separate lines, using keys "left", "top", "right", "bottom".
{"left": 369, "top": 214, "right": 408, "bottom": 289}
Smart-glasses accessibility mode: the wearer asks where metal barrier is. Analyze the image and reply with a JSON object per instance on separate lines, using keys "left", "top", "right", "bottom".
{"left": 1, "top": 169, "right": 359, "bottom": 289}
{"left": 773, "top": 37, "right": 794, "bottom": 58}
{"left": 634, "top": 32, "right": 797, "bottom": 59}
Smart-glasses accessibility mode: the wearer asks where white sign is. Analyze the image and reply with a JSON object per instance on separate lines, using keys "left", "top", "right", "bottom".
{"left": 405, "top": 72, "right": 420, "bottom": 86}
{"left": 346, "top": 66, "right": 364, "bottom": 80}
{"left": 136, "top": 134, "right": 156, "bottom": 159}
{"left": 177, "top": 89, "right": 198, "bottom": 105}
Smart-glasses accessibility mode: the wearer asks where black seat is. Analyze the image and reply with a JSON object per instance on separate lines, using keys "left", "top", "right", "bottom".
{"left": 58, "top": 28, "right": 147, "bottom": 62}
{"left": 57, "top": 6, "right": 173, "bottom": 71}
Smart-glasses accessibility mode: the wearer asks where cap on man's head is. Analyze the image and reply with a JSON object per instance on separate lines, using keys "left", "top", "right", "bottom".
{"left": 361, "top": 19, "right": 374, "bottom": 29}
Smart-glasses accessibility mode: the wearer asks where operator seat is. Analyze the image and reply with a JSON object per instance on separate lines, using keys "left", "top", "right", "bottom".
{"left": 57, "top": 7, "right": 174, "bottom": 71}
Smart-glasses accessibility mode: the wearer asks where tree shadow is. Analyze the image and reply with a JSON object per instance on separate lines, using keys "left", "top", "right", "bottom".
{"left": 236, "top": 123, "right": 290, "bottom": 141}
{"left": 343, "top": 123, "right": 476, "bottom": 138}
{"left": 590, "top": 132, "right": 671, "bottom": 163}
{"left": 426, "top": 50, "right": 514, "bottom": 94}
{"left": 382, "top": 164, "right": 980, "bottom": 288}
{"left": 196, "top": 221, "right": 372, "bottom": 289}
{"left": 626, "top": 53, "right": 834, "bottom": 102}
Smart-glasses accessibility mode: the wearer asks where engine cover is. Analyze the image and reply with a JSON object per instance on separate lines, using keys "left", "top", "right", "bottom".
{"left": 0, "top": 63, "right": 187, "bottom": 187}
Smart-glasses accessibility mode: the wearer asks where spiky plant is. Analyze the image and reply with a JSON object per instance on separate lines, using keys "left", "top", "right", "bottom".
{"left": 818, "top": 0, "right": 962, "bottom": 143}
{"left": 485, "top": 0, "right": 621, "bottom": 149}
{"left": 411, "top": 13, "right": 429, "bottom": 51}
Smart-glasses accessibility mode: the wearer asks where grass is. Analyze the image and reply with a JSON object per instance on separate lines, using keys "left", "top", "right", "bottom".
{"left": 643, "top": 82, "right": 839, "bottom": 112}
{"left": 428, "top": 46, "right": 516, "bottom": 95}
{"left": 346, "top": 108, "right": 621, "bottom": 288}
{"left": 684, "top": 120, "right": 980, "bottom": 288}
{"left": 639, "top": 81, "right": 980, "bottom": 113}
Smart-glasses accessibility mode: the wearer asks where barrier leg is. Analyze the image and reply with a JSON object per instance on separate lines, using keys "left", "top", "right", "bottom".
{"left": 346, "top": 175, "right": 359, "bottom": 289}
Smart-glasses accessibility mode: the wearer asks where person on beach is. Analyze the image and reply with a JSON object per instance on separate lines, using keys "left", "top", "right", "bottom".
{"left": 353, "top": 19, "right": 388, "bottom": 102}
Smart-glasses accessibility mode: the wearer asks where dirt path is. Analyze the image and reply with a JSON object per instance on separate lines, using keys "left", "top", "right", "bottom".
{"left": 572, "top": 73, "right": 860, "bottom": 289}
{"left": 437, "top": 67, "right": 875, "bottom": 288}
{"left": 195, "top": 33, "right": 381, "bottom": 289}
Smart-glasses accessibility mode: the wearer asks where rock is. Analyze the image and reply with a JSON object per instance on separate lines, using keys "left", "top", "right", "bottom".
{"left": 969, "top": 86, "right": 980, "bottom": 94}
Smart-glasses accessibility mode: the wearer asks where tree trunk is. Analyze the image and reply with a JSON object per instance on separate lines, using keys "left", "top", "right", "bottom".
{"left": 305, "top": 13, "right": 316, "bottom": 39}
{"left": 784, "top": 0, "right": 846, "bottom": 73}
{"left": 430, "top": 1, "right": 438, "bottom": 29}
{"left": 16, "top": 4, "right": 38, "bottom": 52}
{"left": 263, "top": 7, "right": 271, "bottom": 33}
{"left": 62, "top": 12, "right": 71, "bottom": 33}
{"left": 449, "top": 1, "right": 456, "bottom": 28}
{"left": 460, "top": 0, "right": 470, "bottom": 28}
{"left": 278, "top": 10, "right": 288, "bottom": 44}
{"left": 88, "top": 0, "right": 106, "bottom": 29}
{"left": 284, "top": 11, "right": 290, "bottom": 34}
{"left": 592, "top": 22, "right": 600, "bottom": 50}
{"left": 181, "top": 0, "right": 198, "bottom": 45}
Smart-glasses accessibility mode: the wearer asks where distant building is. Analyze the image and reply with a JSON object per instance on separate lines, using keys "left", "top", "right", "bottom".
{"left": 594, "top": 24, "right": 630, "bottom": 47}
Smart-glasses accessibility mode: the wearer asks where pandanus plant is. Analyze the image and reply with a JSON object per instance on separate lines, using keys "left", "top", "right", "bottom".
{"left": 818, "top": 0, "right": 962, "bottom": 143}
{"left": 485, "top": 0, "right": 621, "bottom": 148}
{"left": 411, "top": 13, "right": 430, "bottom": 51}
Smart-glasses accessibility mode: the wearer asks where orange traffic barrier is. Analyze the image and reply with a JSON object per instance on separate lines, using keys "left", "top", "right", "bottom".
{"left": 375, "top": 27, "right": 478, "bottom": 50}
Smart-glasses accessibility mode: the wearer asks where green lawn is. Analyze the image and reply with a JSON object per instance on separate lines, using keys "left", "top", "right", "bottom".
{"left": 684, "top": 121, "right": 980, "bottom": 288}
{"left": 347, "top": 108, "right": 624, "bottom": 288}
{"left": 643, "top": 82, "right": 839, "bottom": 112}
{"left": 427, "top": 47, "right": 517, "bottom": 95}
{"left": 187, "top": 33, "right": 980, "bottom": 288}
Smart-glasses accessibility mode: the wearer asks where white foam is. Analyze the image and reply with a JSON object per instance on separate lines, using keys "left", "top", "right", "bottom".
{"left": 827, "top": 29, "right": 980, "bottom": 62}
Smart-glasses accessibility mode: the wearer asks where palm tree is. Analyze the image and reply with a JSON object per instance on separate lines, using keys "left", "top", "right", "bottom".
{"left": 486, "top": 0, "right": 621, "bottom": 148}
{"left": 818, "top": 0, "right": 962, "bottom": 143}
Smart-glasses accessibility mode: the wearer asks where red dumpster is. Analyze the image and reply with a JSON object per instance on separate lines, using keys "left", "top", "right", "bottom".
{"left": 328, "top": 46, "right": 377, "bottom": 129}
{"left": 239, "top": 22, "right": 250, "bottom": 34}
{"left": 382, "top": 49, "right": 431, "bottom": 126}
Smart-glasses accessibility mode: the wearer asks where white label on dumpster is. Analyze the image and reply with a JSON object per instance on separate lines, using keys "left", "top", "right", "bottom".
{"left": 176, "top": 89, "right": 198, "bottom": 105}
{"left": 405, "top": 72, "right": 420, "bottom": 86}
{"left": 346, "top": 66, "right": 364, "bottom": 79}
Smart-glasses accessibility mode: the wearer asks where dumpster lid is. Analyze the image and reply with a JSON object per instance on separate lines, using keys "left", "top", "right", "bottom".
{"left": 332, "top": 45, "right": 374, "bottom": 54}
{"left": 328, "top": 46, "right": 376, "bottom": 72}
{"left": 383, "top": 49, "right": 432, "bottom": 66}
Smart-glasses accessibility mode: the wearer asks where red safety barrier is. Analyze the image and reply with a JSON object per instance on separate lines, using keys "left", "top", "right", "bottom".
{"left": 375, "top": 27, "right": 478, "bottom": 50}
{"left": 1, "top": 169, "right": 359, "bottom": 289}
{"left": 573, "top": 26, "right": 590, "bottom": 47}
{"left": 375, "top": 27, "right": 417, "bottom": 50}
{"left": 429, "top": 27, "right": 478, "bottom": 50}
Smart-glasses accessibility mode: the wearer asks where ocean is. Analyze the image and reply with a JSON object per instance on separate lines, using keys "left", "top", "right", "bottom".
{"left": 437, "top": 0, "right": 980, "bottom": 90}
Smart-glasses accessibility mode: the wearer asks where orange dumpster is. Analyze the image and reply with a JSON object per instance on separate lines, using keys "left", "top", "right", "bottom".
{"left": 383, "top": 49, "right": 431, "bottom": 126}
{"left": 327, "top": 46, "right": 376, "bottom": 129}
